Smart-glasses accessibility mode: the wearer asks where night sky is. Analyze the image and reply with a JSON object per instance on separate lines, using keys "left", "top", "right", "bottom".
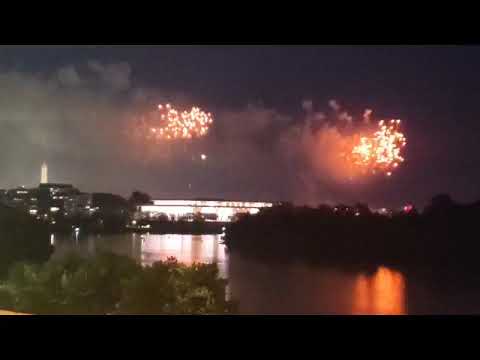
{"left": 0, "top": 45, "right": 479, "bottom": 209}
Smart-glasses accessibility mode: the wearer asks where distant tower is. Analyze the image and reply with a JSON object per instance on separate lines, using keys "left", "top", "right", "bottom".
{"left": 41, "top": 162, "right": 48, "bottom": 184}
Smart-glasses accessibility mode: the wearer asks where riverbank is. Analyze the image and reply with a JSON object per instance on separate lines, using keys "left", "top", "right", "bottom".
{"left": 128, "top": 220, "right": 226, "bottom": 235}
{"left": 49, "top": 218, "right": 225, "bottom": 235}
{"left": 223, "top": 202, "right": 480, "bottom": 288}
{"left": 0, "top": 252, "right": 233, "bottom": 315}
{"left": 0, "top": 310, "right": 29, "bottom": 315}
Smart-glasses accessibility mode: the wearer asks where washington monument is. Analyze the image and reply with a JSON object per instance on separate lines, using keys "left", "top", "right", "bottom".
{"left": 41, "top": 162, "right": 48, "bottom": 184}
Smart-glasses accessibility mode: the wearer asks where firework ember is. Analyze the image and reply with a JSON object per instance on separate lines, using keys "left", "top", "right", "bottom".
{"left": 134, "top": 103, "right": 213, "bottom": 141}
{"left": 350, "top": 119, "right": 406, "bottom": 176}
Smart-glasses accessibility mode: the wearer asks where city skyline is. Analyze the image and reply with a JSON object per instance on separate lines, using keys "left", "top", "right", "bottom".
{"left": 0, "top": 46, "right": 479, "bottom": 209}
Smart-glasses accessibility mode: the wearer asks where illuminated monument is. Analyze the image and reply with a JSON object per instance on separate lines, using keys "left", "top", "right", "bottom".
{"left": 40, "top": 162, "right": 48, "bottom": 184}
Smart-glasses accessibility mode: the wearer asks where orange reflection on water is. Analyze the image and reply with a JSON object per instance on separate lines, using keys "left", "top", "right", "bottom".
{"left": 353, "top": 266, "right": 406, "bottom": 315}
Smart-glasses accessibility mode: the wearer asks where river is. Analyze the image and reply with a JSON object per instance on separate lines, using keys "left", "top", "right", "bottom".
{"left": 50, "top": 232, "right": 480, "bottom": 315}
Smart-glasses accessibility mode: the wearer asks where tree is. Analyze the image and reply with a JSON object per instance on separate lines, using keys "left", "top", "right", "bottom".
{"left": 354, "top": 203, "right": 372, "bottom": 216}
{"left": 0, "top": 286, "right": 14, "bottom": 310}
{"left": 192, "top": 212, "right": 205, "bottom": 223}
{"left": 128, "top": 191, "right": 151, "bottom": 206}
{"left": 0, "top": 204, "right": 53, "bottom": 278}
{"left": 317, "top": 204, "right": 333, "bottom": 215}
{"left": 424, "top": 194, "right": 455, "bottom": 215}
{"left": 117, "top": 260, "right": 230, "bottom": 314}
{"left": 2, "top": 253, "right": 232, "bottom": 315}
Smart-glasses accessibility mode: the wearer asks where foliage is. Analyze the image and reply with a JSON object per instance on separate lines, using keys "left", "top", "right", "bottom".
{"left": 128, "top": 191, "right": 151, "bottom": 208}
{"left": 0, "top": 253, "right": 231, "bottom": 315}
{"left": 117, "top": 257, "right": 229, "bottom": 314}
{"left": 224, "top": 194, "right": 480, "bottom": 275}
{"left": 192, "top": 212, "right": 205, "bottom": 223}
{"left": 0, "top": 204, "right": 53, "bottom": 278}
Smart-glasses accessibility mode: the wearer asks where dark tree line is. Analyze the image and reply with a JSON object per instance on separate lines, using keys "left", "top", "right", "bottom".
{"left": 224, "top": 194, "right": 480, "bottom": 283}
{"left": 128, "top": 190, "right": 152, "bottom": 210}
{"left": 0, "top": 252, "right": 233, "bottom": 314}
{"left": 0, "top": 204, "right": 53, "bottom": 278}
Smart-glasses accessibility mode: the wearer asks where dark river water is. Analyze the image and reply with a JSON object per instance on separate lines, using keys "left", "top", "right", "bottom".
{"left": 50, "top": 232, "right": 480, "bottom": 315}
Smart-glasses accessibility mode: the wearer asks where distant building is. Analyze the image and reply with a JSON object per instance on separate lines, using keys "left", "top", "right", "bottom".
{"left": 64, "top": 192, "right": 92, "bottom": 217}
{"left": 137, "top": 199, "right": 274, "bottom": 222}
{"left": 40, "top": 162, "right": 48, "bottom": 184}
{"left": 65, "top": 192, "right": 129, "bottom": 218}
{"left": 92, "top": 193, "right": 129, "bottom": 218}
{"left": 3, "top": 187, "right": 38, "bottom": 213}
{"left": 37, "top": 183, "right": 80, "bottom": 216}
{"left": 372, "top": 207, "right": 393, "bottom": 217}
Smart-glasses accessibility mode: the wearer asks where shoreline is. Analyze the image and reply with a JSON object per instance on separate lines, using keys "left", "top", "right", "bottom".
{"left": 49, "top": 219, "right": 226, "bottom": 235}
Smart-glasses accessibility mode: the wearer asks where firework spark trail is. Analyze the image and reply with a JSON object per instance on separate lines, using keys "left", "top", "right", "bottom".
{"left": 128, "top": 99, "right": 406, "bottom": 181}
{"left": 292, "top": 101, "right": 408, "bottom": 183}
{"left": 350, "top": 119, "right": 406, "bottom": 177}
{"left": 127, "top": 103, "right": 213, "bottom": 166}
{"left": 147, "top": 103, "right": 213, "bottom": 141}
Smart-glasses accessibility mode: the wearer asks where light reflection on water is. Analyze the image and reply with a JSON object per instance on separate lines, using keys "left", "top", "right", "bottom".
{"left": 227, "top": 253, "right": 407, "bottom": 315}
{"left": 352, "top": 267, "right": 406, "bottom": 315}
{"left": 51, "top": 232, "right": 408, "bottom": 314}
{"left": 51, "top": 232, "right": 228, "bottom": 278}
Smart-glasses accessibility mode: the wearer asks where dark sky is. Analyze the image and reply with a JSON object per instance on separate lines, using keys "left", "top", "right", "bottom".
{"left": 0, "top": 45, "right": 479, "bottom": 209}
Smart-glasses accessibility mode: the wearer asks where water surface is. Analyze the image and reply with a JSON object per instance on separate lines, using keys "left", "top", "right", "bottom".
{"left": 51, "top": 232, "right": 480, "bottom": 314}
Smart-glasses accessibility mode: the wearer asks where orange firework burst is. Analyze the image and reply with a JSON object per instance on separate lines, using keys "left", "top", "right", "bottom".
{"left": 147, "top": 103, "right": 213, "bottom": 141}
{"left": 351, "top": 119, "right": 407, "bottom": 176}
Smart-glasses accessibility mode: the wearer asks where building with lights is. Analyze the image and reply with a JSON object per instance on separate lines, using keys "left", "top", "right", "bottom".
{"left": 65, "top": 192, "right": 129, "bottom": 219}
{"left": 37, "top": 183, "right": 81, "bottom": 218}
{"left": 1, "top": 187, "right": 38, "bottom": 211}
{"left": 136, "top": 199, "right": 274, "bottom": 222}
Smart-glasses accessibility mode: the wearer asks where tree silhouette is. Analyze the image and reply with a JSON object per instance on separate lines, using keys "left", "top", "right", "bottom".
{"left": 0, "top": 204, "right": 52, "bottom": 278}
{"left": 128, "top": 191, "right": 152, "bottom": 210}
{"left": 424, "top": 194, "right": 455, "bottom": 215}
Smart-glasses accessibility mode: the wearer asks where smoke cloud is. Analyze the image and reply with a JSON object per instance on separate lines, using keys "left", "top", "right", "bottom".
{"left": 0, "top": 62, "right": 131, "bottom": 192}
{"left": 0, "top": 63, "right": 384, "bottom": 206}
